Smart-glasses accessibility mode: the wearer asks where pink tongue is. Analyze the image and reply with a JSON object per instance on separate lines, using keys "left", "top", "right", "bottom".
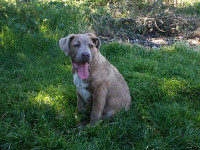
{"left": 78, "top": 63, "right": 89, "bottom": 79}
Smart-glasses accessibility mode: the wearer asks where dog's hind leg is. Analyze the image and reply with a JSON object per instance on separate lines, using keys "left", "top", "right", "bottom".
{"left": 101, "top": 110, "right": 116, "bottom": 120}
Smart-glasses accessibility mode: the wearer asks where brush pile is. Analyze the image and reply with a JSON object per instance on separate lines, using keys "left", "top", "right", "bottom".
{"left": 89, "top": 1, "right": 198, "bottom": 39}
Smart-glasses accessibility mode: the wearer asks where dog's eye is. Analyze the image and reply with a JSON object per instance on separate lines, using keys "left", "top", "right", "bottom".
{"left": 89, "top": 44, "right": 94, "bottom": 48}
{"left": 74, "top": 44, "right": 80, "bottom": 48}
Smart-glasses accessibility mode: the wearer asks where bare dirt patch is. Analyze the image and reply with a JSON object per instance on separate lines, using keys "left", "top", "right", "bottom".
{"left": 100, "top": 35, "right": 200, "bottom": 49}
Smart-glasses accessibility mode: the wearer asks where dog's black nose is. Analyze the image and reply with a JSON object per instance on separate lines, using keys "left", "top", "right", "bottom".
{"left": 81, "top": 52, "right": 90, "bottom": 60}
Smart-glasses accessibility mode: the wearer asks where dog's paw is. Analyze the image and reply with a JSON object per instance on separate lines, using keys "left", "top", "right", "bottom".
{"left": 77, "top": 120, "right": 88, "bottom": 129}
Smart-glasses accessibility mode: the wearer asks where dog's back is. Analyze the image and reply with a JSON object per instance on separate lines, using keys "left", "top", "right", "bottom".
{"left": 88, "top": 52, "right": 131, "bottom": 119}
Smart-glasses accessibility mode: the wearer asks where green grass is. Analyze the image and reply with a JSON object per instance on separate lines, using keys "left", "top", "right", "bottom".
{"left": 0, "top": 0, "right": 200, "bottom": 149}
{"left": 177, "top": 2, "right": 200, "bottom": 14}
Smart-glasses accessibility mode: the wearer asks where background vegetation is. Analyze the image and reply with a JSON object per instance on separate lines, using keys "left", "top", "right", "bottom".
{"left": 0, "top": 0, "right": 200, "bottom": 149}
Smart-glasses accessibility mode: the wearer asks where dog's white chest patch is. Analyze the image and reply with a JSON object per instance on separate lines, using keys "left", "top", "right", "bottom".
{"left": 73, "top": 73, "right": 91, "bottom": 103}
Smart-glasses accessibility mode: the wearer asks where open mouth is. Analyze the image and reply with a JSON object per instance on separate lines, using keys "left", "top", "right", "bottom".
{"left": 72, "top": 61, "right": 89, "bottom": 80}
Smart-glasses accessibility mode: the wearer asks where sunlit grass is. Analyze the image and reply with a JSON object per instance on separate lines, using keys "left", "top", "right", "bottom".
{"left": 35, "top": 91, "right": 59, "bottom": 106}
{"left": 183, "top": 0, "right": 200, "bottom": 4}
{"left": 161, "top": 78, "right": 187, "bottom": 96}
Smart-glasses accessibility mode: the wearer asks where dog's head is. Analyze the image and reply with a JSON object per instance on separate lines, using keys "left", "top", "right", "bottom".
{"left": 59, "top": 33, "right": 101, "bottom": 80}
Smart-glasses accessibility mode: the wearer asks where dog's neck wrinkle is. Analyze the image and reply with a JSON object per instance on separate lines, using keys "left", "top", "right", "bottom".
{"left": 90, "top": 52, "right": 106, "bottom": 70}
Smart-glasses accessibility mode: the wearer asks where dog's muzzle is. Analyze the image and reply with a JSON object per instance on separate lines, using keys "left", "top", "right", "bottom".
{"left": 81, "top": 52, "right": 90, "bottom": 63}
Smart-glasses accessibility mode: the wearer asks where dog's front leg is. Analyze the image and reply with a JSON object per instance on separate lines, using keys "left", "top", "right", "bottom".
{"left": 77, "top": 92, "right": 86, "bottom": 115}
{"left": 77, "top": 92, "right": 88, "bottom": 127}
{"left": 90, "top": 86, "right": 107, "bottom": 125}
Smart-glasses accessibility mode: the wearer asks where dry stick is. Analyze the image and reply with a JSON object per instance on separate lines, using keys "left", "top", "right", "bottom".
{"left": 177, "top": 16, "right": 188, "bottom": 23}
{"left": 154, "top": 3, "right": 167, "bottom": 33}
{"left": 153, "top": 3, "right": 186, "bottom": 33}
{"left": 154, "top": 19, "right": 167, "bottom": 32}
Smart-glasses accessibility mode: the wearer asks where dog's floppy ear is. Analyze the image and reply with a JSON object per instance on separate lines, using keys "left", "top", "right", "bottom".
{"left": 59, "top": 34, "right": 75, "bottom": 56}
{"left": 86, "top": 33, "right": 101, "bottom": 50}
